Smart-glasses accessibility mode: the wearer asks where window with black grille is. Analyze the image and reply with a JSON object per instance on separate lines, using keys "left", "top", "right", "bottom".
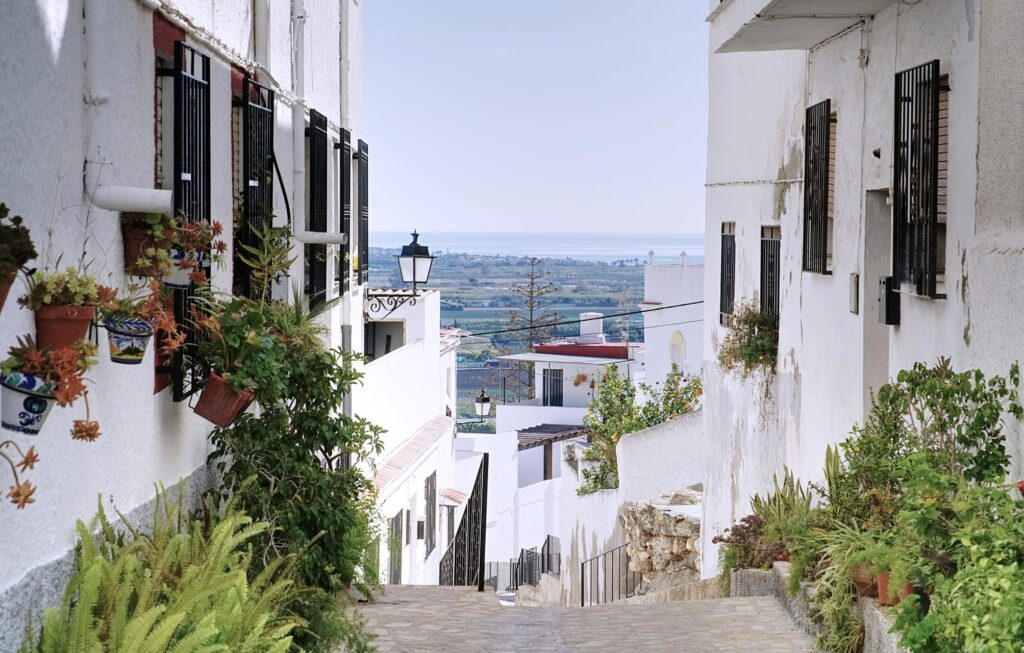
{"left": 803, "top": 100, "right": 835, "bottom": 274}
{"left": 235, "top": 78, "right": 275, "bottom": 300}
{"left": 894, "top": 60, "right": 947, "bottom": 298}
{"left": 357, "top": 140, "right": 369, "bottom": 285}
{"left": 424, "top": 472, "right": 437, "bottom": 557}
{"left": 305, "top": 109, "right": 328, "bottom": 307}
{"left": 337, "top": 129, "right": 352, "bottom": 291}
{"left": 389, "top": 511, "right": 402, "bottom": 585}
{"left": 170, "top": 41, "right": 212, "bottom": 402}
{"left": 542, "top": 368, "right": 564, "bottom": 407}
{"left": 720, "top": 222, "right": 736, "bottom": 325}
{"left": 760, "top": 226, "right": 781, "bottom": 324}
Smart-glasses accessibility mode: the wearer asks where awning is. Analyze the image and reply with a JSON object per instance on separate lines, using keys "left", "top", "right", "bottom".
{"left": 440, "top": 488, "right": 467, "bottom": 505}
{"left": 517, "top": 424, "right": 588, "bottom": 451}
{"left": 717, "top": 0, "right": 896, "bottom": 53}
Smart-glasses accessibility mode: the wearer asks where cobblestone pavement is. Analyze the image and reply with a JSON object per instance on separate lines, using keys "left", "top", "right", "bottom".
{"left": 357, "top": 585, "right": 814, "bottom": 653}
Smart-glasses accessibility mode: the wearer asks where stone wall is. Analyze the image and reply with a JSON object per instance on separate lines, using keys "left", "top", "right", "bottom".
{"left": 620, "top": 490, "right": 702, "bottom": 594}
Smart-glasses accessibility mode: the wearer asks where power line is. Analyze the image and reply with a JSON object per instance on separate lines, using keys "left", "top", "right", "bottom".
{"left": 479, "top": 317, "right": 705, "bottom": 347}
{"left": 461, "top": 300, "right": 704, "bottom": 339}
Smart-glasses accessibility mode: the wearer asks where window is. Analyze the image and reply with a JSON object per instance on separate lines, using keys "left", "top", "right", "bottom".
{"left": 669, "top": 331, "right": 686, "bottom": 370}
{"left": 424, "top": 472, "right": 437, "bottom": 557}
{"left": 542, "top": 368, "right": 563, "bottom": 407}
{"left": 894, "top": 60, "right": 947, "bottom": 298}
{"left": 337, "top": 129, "right": 352, "bottom": 291}
{"left": 305, "top": 109, "right": 328, "bottom": 306}
{"left": 235, "top": 78, "right": 275, "bottom": 300}
{"left": 719, "top": 222, "right": 736, "bottom": 324}
{"left": 405, "top": 508, "right": 411, "bottom": 545}
{"left": 760, "top": 226, "right": 781, "bottom": 324}
{"left": 170, "top": 42, "right": 212, "bottom": 402}
{"left": 803, "top": 99, "right": 835, "bottom": 274}
{"left": 357, "top": 140, "right": 369, "bottom": 285}
{"left": 389, "top": 511, "right": 402, "bottom": 584}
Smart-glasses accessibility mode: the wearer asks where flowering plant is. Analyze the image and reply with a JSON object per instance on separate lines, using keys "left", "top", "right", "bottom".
{"left": 1, "top": 441, "right": 38, "bottom": 509}
{"left": 98, "top": 282, "right": 185, "bottom": 359}
{"left": 170, "top": 218, "right": 227, "bottom": 285}
{"left": 18, "top": 267, "right": 104, "bottom": 310}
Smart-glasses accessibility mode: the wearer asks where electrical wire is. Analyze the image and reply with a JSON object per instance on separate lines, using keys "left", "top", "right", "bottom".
{"left": 459, "top": 300, "right": 704, "bottom": 339}
{"left": 465, "top": 317, "right": 705, "bottom": 347}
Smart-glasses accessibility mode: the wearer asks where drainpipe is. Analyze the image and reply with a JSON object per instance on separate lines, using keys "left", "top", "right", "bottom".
{"left": 289, "top": 0, "right": 347, "bottom": 245}
{"left": 84, "top": 0, "right": 173, "bottom": 214}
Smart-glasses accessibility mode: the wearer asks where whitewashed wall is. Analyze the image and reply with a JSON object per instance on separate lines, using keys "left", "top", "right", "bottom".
{"left": 643, "top": 262, "right": 705, "bottom": 383}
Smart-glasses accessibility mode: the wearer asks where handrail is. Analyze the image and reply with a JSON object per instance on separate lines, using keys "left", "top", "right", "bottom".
{"left": 438, "top": 453, "right": 489, "bottom": 591}
{"left": 579, "top": 542, "right": 641, "bottom": 607}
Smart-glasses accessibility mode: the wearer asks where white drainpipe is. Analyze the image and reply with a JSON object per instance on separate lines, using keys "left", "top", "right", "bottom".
{"left": 289, "top": 0, "right": 347, "bottom": 245}
{"left": 84, "top": 0, "right": 173, "bottom": 214}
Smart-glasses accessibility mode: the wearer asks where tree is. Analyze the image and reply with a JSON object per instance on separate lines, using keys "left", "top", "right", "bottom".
{"left": 506, "top": 257, "right": 562, "bottom": 350}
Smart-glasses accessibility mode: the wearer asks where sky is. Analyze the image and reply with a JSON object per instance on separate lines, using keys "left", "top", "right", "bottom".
{"left": 364, "top": 1, "right": 709, "bottom": 235}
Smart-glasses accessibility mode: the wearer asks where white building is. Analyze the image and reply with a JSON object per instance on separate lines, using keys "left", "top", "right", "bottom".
{"left": 641, "top": 252, "right": 704, "bottom": 383}
{"left": 701, "top": 0, "right": 1024, "bottom": 577}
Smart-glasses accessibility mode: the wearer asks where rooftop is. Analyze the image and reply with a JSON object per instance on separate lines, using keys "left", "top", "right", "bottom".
{"left": 373, "top": 415, "right": 455, "bottom": 490}
{"left": 517, "top": 424, "right": 588, "bottom": 451}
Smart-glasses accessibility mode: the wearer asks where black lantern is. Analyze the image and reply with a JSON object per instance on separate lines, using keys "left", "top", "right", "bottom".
{"left": 397, "top": 231, "right": 434, "bottom": 294}
{"left": 473, "top": 388, "right": 491, "bottom": 421}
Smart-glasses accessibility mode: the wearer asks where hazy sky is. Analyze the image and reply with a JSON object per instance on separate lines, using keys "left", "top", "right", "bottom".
{"left": 364, "top": 1, "right": 709, "bottom": 235}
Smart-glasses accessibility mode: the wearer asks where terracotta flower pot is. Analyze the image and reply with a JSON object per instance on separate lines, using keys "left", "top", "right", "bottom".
{"left": 876, "top": 572, "right": 913, "bottom": 606}
{"left": 853, "top": 564, "right": 877, "bottom": 597}
{"left": 122, "top": 225, "right": 170, "bottom": 277}
{"left": 1, "top": 371, "right": 57, "bottom": 435}
{"left": 0, "top": 272, "right": 14, "bottom": 314}
{"left": 193, "top": 372, "right": 253, "bottom": 428}
{"left": 35, "top": 305, "right": 96, "bottom": 351}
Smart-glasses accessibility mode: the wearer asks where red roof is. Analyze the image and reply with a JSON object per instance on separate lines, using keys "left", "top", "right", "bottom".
{"left": 534, "top": 343, "right": 630, "bottom": 359}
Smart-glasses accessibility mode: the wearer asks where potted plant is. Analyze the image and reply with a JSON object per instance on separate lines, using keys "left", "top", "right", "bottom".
{"left": 0, "top": 203, "right": 36, "bottom": 314}
{"left": 164, "top": 219, "right": 226, "bottom": 289}
{"left": 18, "top": 268, "right": 104, "bottom": 351}
{"left": 869, "top": 540, "right": 915, "bottom": 606}
{"left": 120, "top": 211, "right": 175, "bottom": 277}
{"left": 98, "top": 281, "right": 183, "bottom": 365}
{"left": 1, "top": 336, "right": 97, "bottom": 436}
{"left": 192, "top": 296, "right": 284, "bottom": 427}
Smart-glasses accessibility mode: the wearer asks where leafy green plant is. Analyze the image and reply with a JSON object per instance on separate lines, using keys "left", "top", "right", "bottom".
{"left": 812, "top": 523, "right": 874, "bottom": 653}
{"left": 18, "top": 267, "right": 102, "bottom": 310}
{"left": 236, "top": 221, "right": 296, "bottom": 303}
{"left": 0, "top": 203, "right": 36, "bottom": 277}
{"left": 194, "top": 294, "right": 288, "bottom": 396}
{"left": 717, "top": 300, "right": 777, "bottom": 378}
{"left": 18, "top": 489, "right": 302, "bottom": 652}
{"left": 713, "top": 514, "right": 782, "bottom": 594}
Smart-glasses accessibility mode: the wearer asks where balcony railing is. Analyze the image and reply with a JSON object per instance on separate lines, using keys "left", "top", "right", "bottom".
{"left": 439, "top": 453, "right": 489, "bottom": 590}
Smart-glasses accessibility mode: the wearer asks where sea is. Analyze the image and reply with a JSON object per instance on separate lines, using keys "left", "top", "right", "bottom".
{"left": 372, "top": 231, "right": 705, "bottom": 265}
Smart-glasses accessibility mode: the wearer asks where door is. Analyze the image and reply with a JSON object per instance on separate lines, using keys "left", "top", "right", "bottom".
{"left": 542, "top": 368, "right": 563, "bottom": 407}
{"left": 389, "top": 510, "right": 403, "bottom": 584}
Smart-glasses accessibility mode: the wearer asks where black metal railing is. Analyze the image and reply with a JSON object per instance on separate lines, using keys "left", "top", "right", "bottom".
{"left": 893, "top": 59, "right": 941, "bottom": 298}
{"left": 337, "top": 129, "right": 352, "bottom": 291}
{"left": 803, "top": 98, "right": 832, "bottom": 274}
{"left": 760, "top": 229, "right": 781, "bottom": 325}
{"left": 579, "top": 543, "right": 641, "bottom": 607}
{"left": 485, "top": 561, "right": 513, "bottom": 593}
{"left": 541, "top": 534, "right": 561, "bottom": 576}
{"left": 356, "top": 140, "right": 369, "bottom": 285}
{"left": 170, "top": 41, "right": 211, "bottom": 402}
{"left": 235, "top": 77, "right": 275, "bottom": 300}
{"left": 512, "top": 547, "right": 539, "bottom": 591}
{"left": 719, "top": 224, "right": 736, "bottom": 324}
{"left": 439, "top": 453, "right": 489, "bottom": 590}
{"left": 305, "top": 109, "right": 328, "bottom": 306}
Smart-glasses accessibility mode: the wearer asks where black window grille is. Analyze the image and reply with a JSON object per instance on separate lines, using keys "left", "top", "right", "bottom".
{"left": 542, "top": 368, "right": 564, "bottom": 407}
{"left": 235, "top": 78, "right": 275, "bottom": 300}
{"left": 424, "top": 472, "right": 437, "bottom": 557}
{"left": 760, "top": 226, "right": 781, "bottom": 324}
{"left": 357, "top": 140, "right": 369, "bottom": 285}
{"left": 337, "top": 129, "right": 352, "bottom": 291}
{"left": 893, "top": 60, "right": 943, "bottom": 298}
{"left": 803, "top": 99, "right": 835, "bottom": 274}
{"left": 720, "top": 222, "right": 736, "bottom": 324}
{"left": 171, "top": 42, "right": 211, "bottom": 402}
{"left": 305, "top": 109, "right": 328, "bottom": 306}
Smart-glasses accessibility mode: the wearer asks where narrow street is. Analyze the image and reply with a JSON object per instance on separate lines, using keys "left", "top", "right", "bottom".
{"left": 358, "top": 586, "right": 813, "bottom": 652}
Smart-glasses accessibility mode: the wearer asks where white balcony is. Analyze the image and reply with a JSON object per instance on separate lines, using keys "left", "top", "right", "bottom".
{"left": 710, "top": 0, "right": 897, "bottom": 53}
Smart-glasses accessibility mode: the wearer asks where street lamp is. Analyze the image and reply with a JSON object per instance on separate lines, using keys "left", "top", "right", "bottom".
{"left": 473, "top": 388, "right": 491, "bottom": 422}
{"left": 397, "top": 231, "right": 435, "bottom": 294}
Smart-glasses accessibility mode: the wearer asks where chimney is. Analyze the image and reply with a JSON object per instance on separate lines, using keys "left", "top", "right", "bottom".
{"left": 577, "top": 312, "right": 606, "bottom": 344}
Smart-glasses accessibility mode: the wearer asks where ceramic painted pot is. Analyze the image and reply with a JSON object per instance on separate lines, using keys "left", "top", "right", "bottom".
{"left": 193, "top": 372, "right": 254, "bottom": 428}
{"left": 35, "top": 305, "right": 96, "bottom": 351}
{"left": 104, "top": 314, "right": 154, "bottom": 365}
{"left": 162, "top": 248, "right": 205, "bottom": 289}
{"left": 1, "top": 371, "right": 57, "bottom": 435}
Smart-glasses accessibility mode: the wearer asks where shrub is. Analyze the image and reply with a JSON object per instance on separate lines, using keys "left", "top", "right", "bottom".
{"left": 717, "top": 300, "right": 777, "bottom": 378}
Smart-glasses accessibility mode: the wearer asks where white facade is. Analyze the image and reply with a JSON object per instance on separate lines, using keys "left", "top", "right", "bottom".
{"left": 641, "top": 255, "right": 705, "bottom": 383}
{"left": 701, "top": 0, "right": 1024, "bottom": 577}
{"left": 0, "top": 0, "right": 458, "bottom": 643}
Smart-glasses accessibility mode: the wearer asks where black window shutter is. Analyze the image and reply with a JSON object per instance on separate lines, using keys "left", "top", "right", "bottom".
{"left": 236, "top": 78, "right": 275, "bottom": 300}
{"left": 803, "top": 99, "right": 830, "bottom": 274}
{"left": 171, "top": 41, "right": 212, "bottom": 402}
{"left": 760, "top": 229, "right": 781, "bottom": 324}
{"left": 338, "top": 129, "right": 352, "bottom": 291}
{"left": 305, "top": 109, "right": 328, "bottom": 307}
{"left": 893, "top": 60, "right": 940, "bottom": 297}
{"left": 357, "top": 140, "right": 369, "bottom": 285}
{"left": 719, "top": 228, "right": 736, "bottom": 322}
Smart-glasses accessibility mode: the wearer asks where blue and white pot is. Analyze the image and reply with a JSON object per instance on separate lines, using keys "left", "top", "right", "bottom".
{"left": 163, "top": 247, "right": 205, "bottom": 288}
{"left": 104, "top": 314, "right": 154, "bottom": 365}
{"left": 1, "top": 372, "right": 57, "bottom": 435}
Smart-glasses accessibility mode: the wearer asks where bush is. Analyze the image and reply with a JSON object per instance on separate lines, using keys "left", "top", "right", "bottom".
{"left": 717, "top": 300, "right": 777, "bottom": 378}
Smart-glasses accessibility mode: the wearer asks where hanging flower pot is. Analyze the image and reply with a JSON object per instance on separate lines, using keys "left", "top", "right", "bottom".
{"left": 122, "top": 226, "right": 172, "bottom": 277}
{"left": 193, "top": 372, "right": 253, "bottom": 428}
{"left": 35, "top": 305, "right": 96, "bottom": 351}
{"left": 0, "top": 272, "right": 14, "bottom": 314}
{"left": 103, "top": 314, "right": 154, "bottom": 365}
{"left": 163, "top": 247, "right": 198, "bottom": 289}
{"left": 1, "top": 371, "right": 57, "bottom": 435}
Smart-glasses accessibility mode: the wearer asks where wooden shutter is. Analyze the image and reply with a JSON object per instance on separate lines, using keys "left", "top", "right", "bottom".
{"left": 357, "top": 140, "right": 369, "bottom": 285}
{"left": 719, "top": 223, "right": 736, "bottom": 323}
{"left": 338, "top": 129, "right": 352, "bottom": 291}
{"left": 305, "top": 109, "right": 328, "bottom": 306}
{"left": 803, "top": 99, "right": 832, "bottom": 274}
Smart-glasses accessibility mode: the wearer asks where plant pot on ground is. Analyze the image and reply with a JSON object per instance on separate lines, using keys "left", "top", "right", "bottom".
{"left": 0, "top": 203, "right": 37, "bottom": 314}
{"left": 852, "top": 563, "right": 878, "bottom": 597}
{"left": 876, "top": 571, "right": 913, "bottom": 607}
{"left": 120, "top": 211, "right": 174, "bottom": 277}
{"left": 19, "top": 268, "right": 103, "bottom": 351}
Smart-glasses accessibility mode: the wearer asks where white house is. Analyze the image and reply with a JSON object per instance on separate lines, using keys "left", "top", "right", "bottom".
{"left": 701, "top": 0, "right": 1024, "bottom": 577}
{"left": 641, "top": 251, "right": 704, "bottom": 383}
